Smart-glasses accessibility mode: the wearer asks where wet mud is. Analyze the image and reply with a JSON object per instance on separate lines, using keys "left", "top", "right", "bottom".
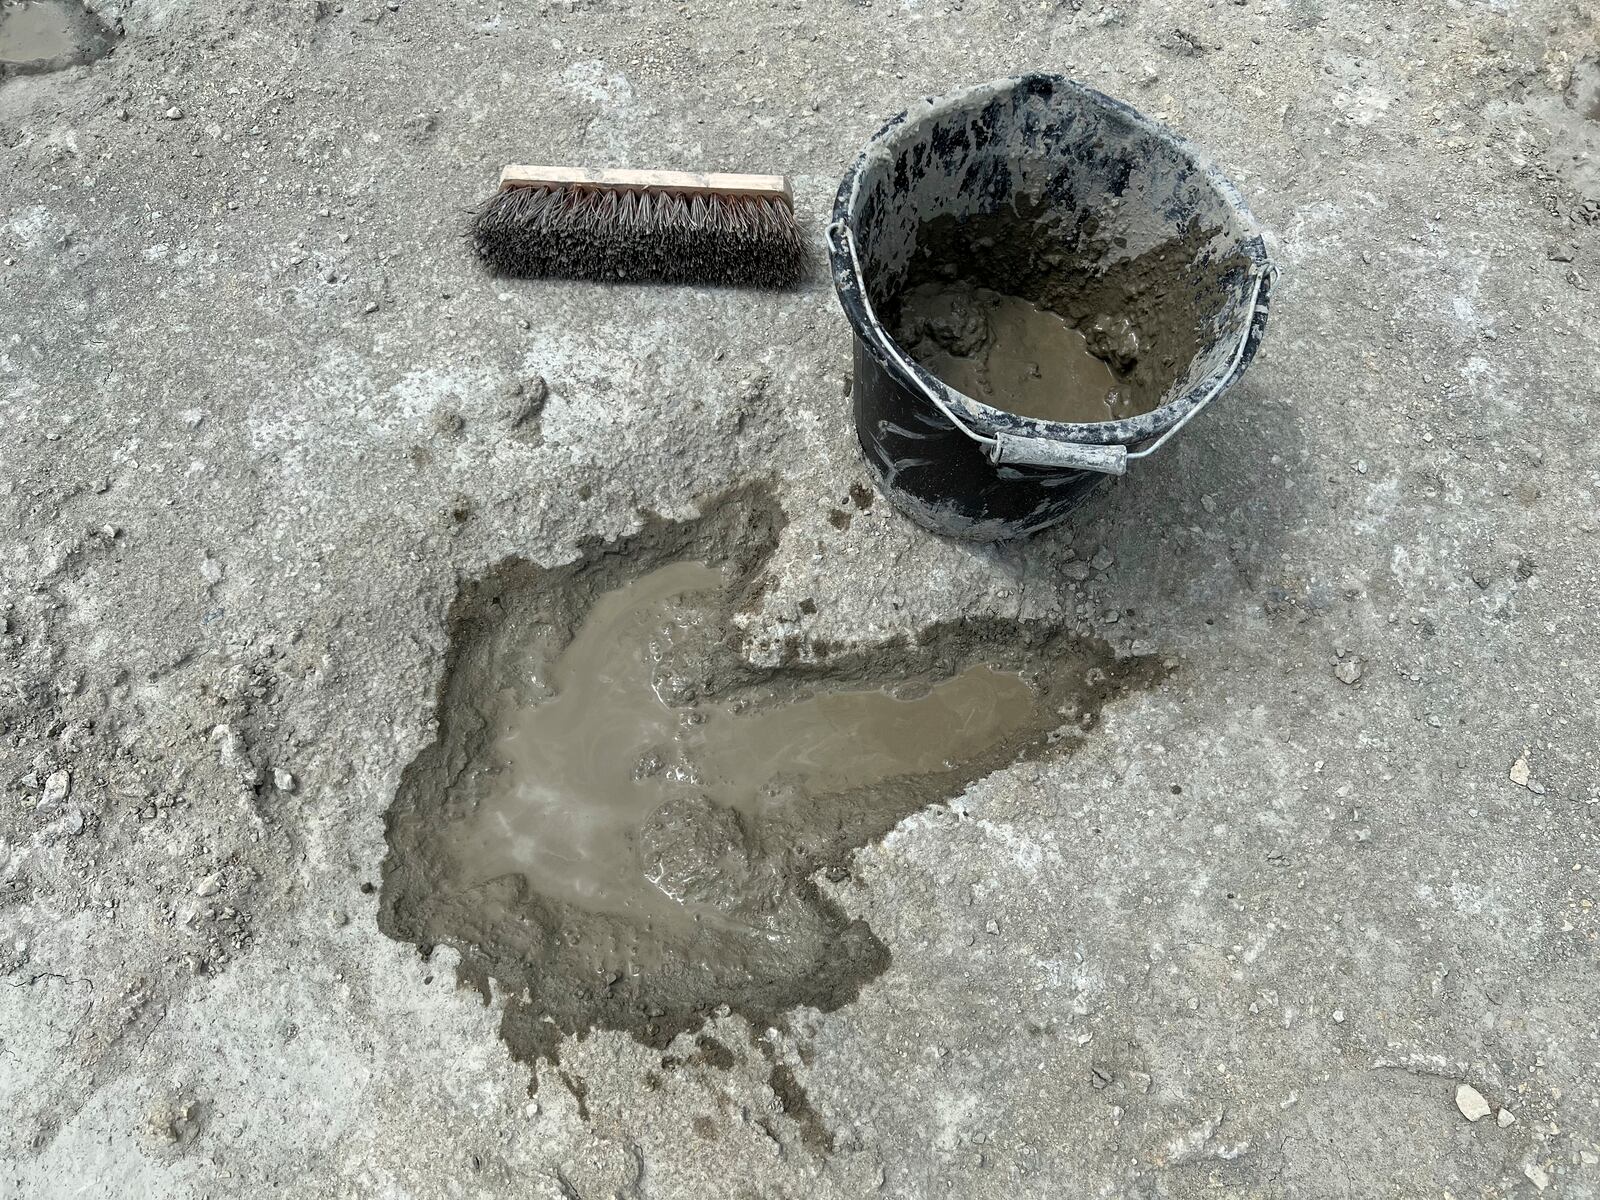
{"left": 379, "top": 487, "right": 1165, "bottom": 1082}
{"left": 886, "top": 202, "right": 1247, "bottom": 418}
{"left": 892, "top": 281, "right": 1132, "bottom": 423}
{"left": 0, "top": 0, "right": 119, "bottom": 78}
{"left": 449, "top": 558, "right": 1040, "bottom": 926}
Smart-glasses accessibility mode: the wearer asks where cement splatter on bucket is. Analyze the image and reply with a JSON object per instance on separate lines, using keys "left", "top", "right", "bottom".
{"left": 828, "top": 74, "right": 1276, "bottom": 541}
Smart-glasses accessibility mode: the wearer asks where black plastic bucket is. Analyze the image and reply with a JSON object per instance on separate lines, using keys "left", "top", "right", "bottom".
{"left": 827, "top": 74, "right": 1276, "bottom": 541}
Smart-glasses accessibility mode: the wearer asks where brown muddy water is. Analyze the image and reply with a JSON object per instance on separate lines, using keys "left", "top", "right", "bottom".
{"left": 0, "top": 0, "right": 118, "bottom": 76}
{"left": 893, "top": 281, "right": 1135, "bottom": 423}
{"left": 447, "top": 559, "right": 1038, "bottom": 925}
{"left": 380, "top": 489, "right": 1165, "bottom": 1082}
{"left": 886, "top": 206, "right": 1244, "bottom": 422}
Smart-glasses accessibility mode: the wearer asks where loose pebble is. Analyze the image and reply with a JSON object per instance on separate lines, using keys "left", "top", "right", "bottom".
{"left": 1497, "top": 1107, "right": 1516, "bottom": 1128}
{"left": 40, "top": 769, "right": 71, "bottom": 807}
{"left": 194, "top": 873, "right": 222, "bottom": 898}
{"left": 1334, "top": 659, "right": 1363, "bottom": 686}
{"left": 1509, "top": 752, "right": 1546, "bottom": 795}
{"left": 1455, "top": 1083, "right": 1491, "bottom": 1123}
{"left": 273, "top": 768, "right": 296, "bottom": 793}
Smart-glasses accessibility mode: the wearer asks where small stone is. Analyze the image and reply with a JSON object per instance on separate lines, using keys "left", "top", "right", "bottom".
{"left": 1129, "top": 1070, "right": 1152, "bottom": 1094}
{"left": 331, "top": 910, "right": 349, "bottom": 928}
{"left": 1332, "top": 1009, "right": 1345, "bottom": 1024}
{"left": 1455, "top": 1083, "right": 1491, "bottom": 1123}
{"left": 363, "top": 301, "right": 379, "bottom": 314}
{"left": 1509, "top": 752, "right": 1545, "bottom": 795}
{"left": 165, "top": 106, "right": 184, "bottom": 120}
{"left": 1581, "top": 1150, "right": 1598, "bottom": 1166}
{"left": 984, "top": 919, "right": 999, "bottom": 935}
{"left": 64, "top": 807, "right": 85, "bottom": 836}
{"left": 40, "top": 769, "right": 71, "bottom": 807}
{"left": 1090, "top": 1066, "right": 1112, "bottom": 1090}
{"left": 1497, "top": 1107, "right": 1515, "bottom": 1127}
{"left": 272, "top": 768, "right": 296, "bottom": 793}
{"left": 194, "top": 873, "right": 222, "bottom": 898}
{"left": 1334, "top": 659, "right": 1364, "bottom": 685}
{"left": 200, "top": 556, "right": 224, "bottom": 586}
{"left": 1523, "top": 1163, "right": 1549, "bottom": 1192}
{"left": 1090, "top": 547, "right": 1115, "bottom": 571}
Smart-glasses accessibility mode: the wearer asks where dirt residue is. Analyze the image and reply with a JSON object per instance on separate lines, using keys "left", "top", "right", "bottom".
{"left": 378, "top": 486, "right": 1165, "bottom": 1085}
{"left": 885, "top": 201, "right": 1249, "bottom": 417}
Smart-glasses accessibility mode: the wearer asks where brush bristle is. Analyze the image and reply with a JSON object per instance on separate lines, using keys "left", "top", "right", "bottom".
{"left": 471, "top": 185, "right": 804, "bottom": 288}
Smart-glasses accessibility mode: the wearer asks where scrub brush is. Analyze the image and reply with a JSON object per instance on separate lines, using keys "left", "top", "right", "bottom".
{"left": 471, "top": 166, "right": 803, "bottom": 288}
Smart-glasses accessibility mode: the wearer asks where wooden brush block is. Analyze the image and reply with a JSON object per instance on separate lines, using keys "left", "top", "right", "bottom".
{"left": 498, "top": 166, "right": 792, "bottom": 208}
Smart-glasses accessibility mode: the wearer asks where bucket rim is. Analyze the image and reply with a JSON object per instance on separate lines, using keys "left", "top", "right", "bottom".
{"left": 828, "top": 72, "right": 1275, "bottom": 451}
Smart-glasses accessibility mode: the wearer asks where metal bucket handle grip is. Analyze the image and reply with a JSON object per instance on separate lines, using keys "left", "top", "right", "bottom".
{"left": 829, "top": 220, "right": 1272, "bottom": 477}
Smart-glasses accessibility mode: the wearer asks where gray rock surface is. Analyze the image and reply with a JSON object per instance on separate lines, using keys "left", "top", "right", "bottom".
{"left": 2, "top": 1, "right": 1598, "bottom": 1197}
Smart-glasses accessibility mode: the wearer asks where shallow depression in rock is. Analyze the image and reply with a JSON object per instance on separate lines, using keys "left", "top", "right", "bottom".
{"left": 0, "top": 0, "right": 119, "bottom": 76}
{"left": 378, "top": 492, "right": 1165, "bottom": 1077}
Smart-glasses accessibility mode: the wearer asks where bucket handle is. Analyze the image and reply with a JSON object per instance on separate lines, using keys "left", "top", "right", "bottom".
{"left": 828, "top": 220, "right": 1273, "bottom": 477}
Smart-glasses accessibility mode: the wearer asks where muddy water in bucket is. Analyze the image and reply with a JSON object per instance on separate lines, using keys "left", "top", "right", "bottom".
{"left": 893, "top": 282, "right": 1131, "bottom": 423}
{"left": 829, "top": 74, "right": 1275, "bottom": 540}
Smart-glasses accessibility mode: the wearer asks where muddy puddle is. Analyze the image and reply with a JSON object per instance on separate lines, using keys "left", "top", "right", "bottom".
{"left": 0, "top": 0, "right": 118, "bottom": 77}
{"left": 1569, "top": 56, "right": 1600, "bottom": 123}
{"left": 447, "top": 559, "right": 1040, "bottom": 927}
{"left": 380, "top": 488, "right": 1164, "bottom": 1080}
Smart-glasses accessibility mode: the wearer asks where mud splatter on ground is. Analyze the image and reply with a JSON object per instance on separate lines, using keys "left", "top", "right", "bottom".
{"left": 379, "top": 487, "right": 1164, "bottom": 1080}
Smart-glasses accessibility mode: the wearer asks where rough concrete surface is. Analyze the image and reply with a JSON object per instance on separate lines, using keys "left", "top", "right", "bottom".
{"left": 2, "top": 0, "right": 1598, "bottom": 1196}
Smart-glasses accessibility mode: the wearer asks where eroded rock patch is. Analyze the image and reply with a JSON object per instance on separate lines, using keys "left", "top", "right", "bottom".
{"left": 379, "top": 488, "right": 1163, "bottom": 1080}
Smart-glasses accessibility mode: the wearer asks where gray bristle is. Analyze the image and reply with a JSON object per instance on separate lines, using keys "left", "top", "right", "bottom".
{"left": 470, "top": 185, "right": 805, "bottom": 288}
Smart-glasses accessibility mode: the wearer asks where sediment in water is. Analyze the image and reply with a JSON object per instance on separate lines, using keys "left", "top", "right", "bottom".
{"left": 379, "top": 486, "right": 1165, "bottom": 1081}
